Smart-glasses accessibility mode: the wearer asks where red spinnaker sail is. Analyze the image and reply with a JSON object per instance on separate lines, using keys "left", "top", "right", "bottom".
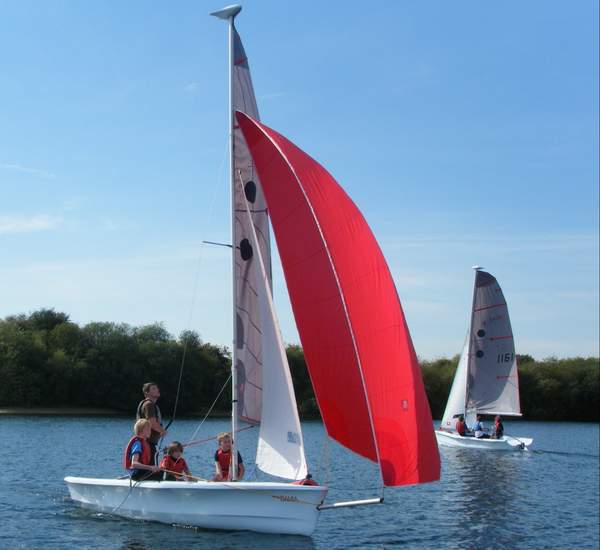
{"left": 236, "top": 111, "right": 440, "bottom": 486}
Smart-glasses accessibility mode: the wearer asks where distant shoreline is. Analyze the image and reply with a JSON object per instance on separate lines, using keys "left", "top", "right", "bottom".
{"left": 0, "top": 407, "right": 122, "bottom": 416}
{"left": 0, "top": 407, "right": 232, "bottom": 417}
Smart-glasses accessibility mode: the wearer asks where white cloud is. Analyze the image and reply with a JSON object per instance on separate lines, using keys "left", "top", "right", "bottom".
{"left": 0, "top": 215, "right": 61, "bottom": 235}
{"left": 0, "top": 162, "right": 56, "bottom": 179}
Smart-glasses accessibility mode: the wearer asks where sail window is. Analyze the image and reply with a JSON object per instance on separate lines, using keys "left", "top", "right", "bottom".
{"left": 239, "top": 238, "right": 253, "bottom": 261}
{"left": 236, "top": 313, "right": 245, "bottom": 348}
{"left": 244, "top": 181, "right": 257, "bottom": 203}
{"left": 477, "top": 329, "right": 486, "bottom": 337}
{"left": 476, "top": 350, "right": 484, "bottom": 358}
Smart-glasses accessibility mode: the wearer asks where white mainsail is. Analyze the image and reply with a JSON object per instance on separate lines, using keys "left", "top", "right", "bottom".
{"left": 442, "top": 269, "right": 521, "bottom": 433}
{"left": 232, "top": 24, "right": 307, "bottom": 479}
{"left": 232, "top": 25, "right": 272, "bottom": 424}
{"left": 466, "top": 269, "right": 521, "bottom": 416}
{"left": 240, "top": 178, "right": 307, "bottom": 479}
{"left": 440, "top": 334, "right": 469, "bottom": 430}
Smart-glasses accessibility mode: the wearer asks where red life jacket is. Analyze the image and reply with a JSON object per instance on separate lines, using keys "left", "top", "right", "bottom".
{"left": 292, "top": 477, "right": 318, "bottom": 486}
{"left": 216, "top": 448, "right": 232, "bottom": 477}
{"left": 123, "top": 436, "right": 151, "bottom": 470}
{"left": 456, "top": 420, "right": 466, "bottom": 436}
{"left": 160, "top": 455, "right": 188, "bottom": 475}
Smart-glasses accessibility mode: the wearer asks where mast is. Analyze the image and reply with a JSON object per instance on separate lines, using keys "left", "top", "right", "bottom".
{"left": 465, "top": 265, "right": 483, "bottom": 420}
{"left": 211, "top": 3, "right": 242, "bottom": 481}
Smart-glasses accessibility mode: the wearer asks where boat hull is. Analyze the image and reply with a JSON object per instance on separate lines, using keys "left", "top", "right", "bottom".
{"left": 64, "top": 477, "right": 328, "bottom": 536}
{"left": 435, "top": 430, "right": 533, "bottom": 451}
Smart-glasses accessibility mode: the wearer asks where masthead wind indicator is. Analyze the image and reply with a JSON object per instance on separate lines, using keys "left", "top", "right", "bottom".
{"left": 210, "top": 4, "right": 242, "bottom": 19}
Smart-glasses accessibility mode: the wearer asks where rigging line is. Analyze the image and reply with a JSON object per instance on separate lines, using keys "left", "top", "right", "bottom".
{"left": 166, "top": 135, "right": 229, "bottom": 431}
{"left": 180, "top": 425, "right": 255, "bottom": 450}
{"left": 111, "top": 469, "right": 156, "bottom": 514}
{"left": 186, "top": 371, "right": 233, "bottom": 446}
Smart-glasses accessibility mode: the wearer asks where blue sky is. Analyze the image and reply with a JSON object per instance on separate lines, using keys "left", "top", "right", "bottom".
{"left": 1, "top": 1, "right": 598, "bottom": 359}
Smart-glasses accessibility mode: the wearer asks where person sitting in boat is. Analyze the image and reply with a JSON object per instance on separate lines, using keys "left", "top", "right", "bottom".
{"left": 472, "top": 415, "right": 490, "bottom": 439}
{"left": 160, "top": 441, "right": 192, "bottom": 481}
{"left": 214, "top": 432, "right": 244, "bottom": 481}
{"left": 491, "top": 415, "right": 504, "bottom": 439}
{"left": 455, "top": 415, "right": 468, "bottom": 436}
{"left": 124, "top": 419, "right": 163, "bottom": 480}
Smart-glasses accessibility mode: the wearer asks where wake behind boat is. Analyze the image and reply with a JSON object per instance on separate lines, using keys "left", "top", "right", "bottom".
{"left": 435, "top": 267, "right": 533, "bottom": 452}
{"left": 65, "top": 4, "right": 440, "bottom": 535}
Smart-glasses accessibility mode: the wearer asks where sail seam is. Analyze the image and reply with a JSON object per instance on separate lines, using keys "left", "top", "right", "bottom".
{"left": 240, "top": 114, "right": 383, "bottom": 482}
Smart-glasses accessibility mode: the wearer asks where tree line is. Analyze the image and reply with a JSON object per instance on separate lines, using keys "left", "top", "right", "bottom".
{"left": 0, "top": 310, "right": 598, "bottom": 422}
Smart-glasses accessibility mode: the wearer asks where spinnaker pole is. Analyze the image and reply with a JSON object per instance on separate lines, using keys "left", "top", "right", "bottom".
{"left": 211, "top": 3, "right": 242, "bottom": 481}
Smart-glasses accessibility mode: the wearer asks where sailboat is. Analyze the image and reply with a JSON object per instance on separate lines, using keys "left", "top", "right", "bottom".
{"left": 65, "top": 5, "right": 440, "bottom": 535}
{"left": 435, "top": 267, "right": 533, "bottom": 451}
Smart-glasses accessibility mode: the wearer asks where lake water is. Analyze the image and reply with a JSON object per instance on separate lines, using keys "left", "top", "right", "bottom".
{"left": 0, "top": 417, "right": 598, "bottom": 549}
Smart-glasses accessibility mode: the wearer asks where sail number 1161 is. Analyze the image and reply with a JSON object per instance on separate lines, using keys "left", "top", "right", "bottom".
{"left": 497, "top": 353, "right": 514, "bottom": 364}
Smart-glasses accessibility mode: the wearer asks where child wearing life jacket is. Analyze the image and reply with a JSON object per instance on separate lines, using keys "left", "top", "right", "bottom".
{"left": 214, "top": 432, "right": 244, "bottom": 481}
{"left": 491, "top": 415, "right": 505, "bottom": 439}
{"left": 124, "top": 419, "right": 162, "bottom": 481}
{"left": 159, "top": 441, "right": 192, "bottom": 481}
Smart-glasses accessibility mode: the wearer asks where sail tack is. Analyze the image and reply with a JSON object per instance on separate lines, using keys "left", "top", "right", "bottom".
{"left": 236, "top": 111, "right": 440, "bottom": 487}
{"left": 466, "top": 270, "right": 521, "bottom": 416}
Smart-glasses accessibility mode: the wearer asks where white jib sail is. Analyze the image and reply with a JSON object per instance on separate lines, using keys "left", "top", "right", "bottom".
{"left": 239, "top": 177, "right": 308, "bottom": 480}
{"left": 466, "top": 270, "right": 521, "bottom": 416}
{"left": 440, "top": 334, "right": 469, "bottom": 430}
{"left": 232, "top": 26, "right": 272, "bottom": 424}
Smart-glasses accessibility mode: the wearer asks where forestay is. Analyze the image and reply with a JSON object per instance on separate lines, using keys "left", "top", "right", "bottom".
{"left": 236, "top": 111, "right": 440, "bottom": 487}
{"left": 466, "top": 270, "right": 521, "bottom": 416}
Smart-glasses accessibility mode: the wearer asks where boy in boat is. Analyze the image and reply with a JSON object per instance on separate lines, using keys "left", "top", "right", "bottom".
{"left": 136, "top": 382, "right": 167, "bottom": 465}
{"left": 214, "top": 432, "right": 244, "bottom": 481}
{"left": 455, "top": 415, "right": 468, "bottom": 436}
{"left": 160, "top": 441, "right": 192, "bottom": 481}
{"left": 124, "top": 419, "right": 163, "bottom": 480}
{"left": 473, "top": 414, "right": 490, "bottom": 439}
{"left": 491, "top": 415, "right": 504, "bottom": 439}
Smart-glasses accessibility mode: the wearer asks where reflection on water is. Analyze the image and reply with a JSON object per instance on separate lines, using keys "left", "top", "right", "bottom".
{"left": 0, "top": 417, "right": 598, "bottom": 549}
{"left": 441, "top": 449, "right": 528, "bottom": 547}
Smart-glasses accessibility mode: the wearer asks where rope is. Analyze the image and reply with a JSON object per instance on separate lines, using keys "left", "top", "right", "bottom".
{"left": 186, "top": 371, "right": 232, "bottom": 446}
{"left": 111, "top": 469, "right": 156, "bottom": 514}
{"left": 159, "top": 468, "right": 209, "bottom": 482}
{"left": 180, "top": 425, "right": 255, "bottom": 451}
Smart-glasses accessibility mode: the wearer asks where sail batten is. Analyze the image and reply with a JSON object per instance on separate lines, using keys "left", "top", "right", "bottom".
{"left": 236, "top": 111, "right": 440, "bottom": 486}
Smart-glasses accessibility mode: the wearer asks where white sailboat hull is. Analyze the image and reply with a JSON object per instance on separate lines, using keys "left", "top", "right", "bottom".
{"left": 65, "top": 477, "right": 328, "bottom": 536}
{"left": 435, "top": 430, "right": 533, "bottom": 451}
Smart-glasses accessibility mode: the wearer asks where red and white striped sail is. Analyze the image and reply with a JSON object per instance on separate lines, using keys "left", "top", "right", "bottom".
{"left": 236, "top": 111, "right": 440, "bottom": 487}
